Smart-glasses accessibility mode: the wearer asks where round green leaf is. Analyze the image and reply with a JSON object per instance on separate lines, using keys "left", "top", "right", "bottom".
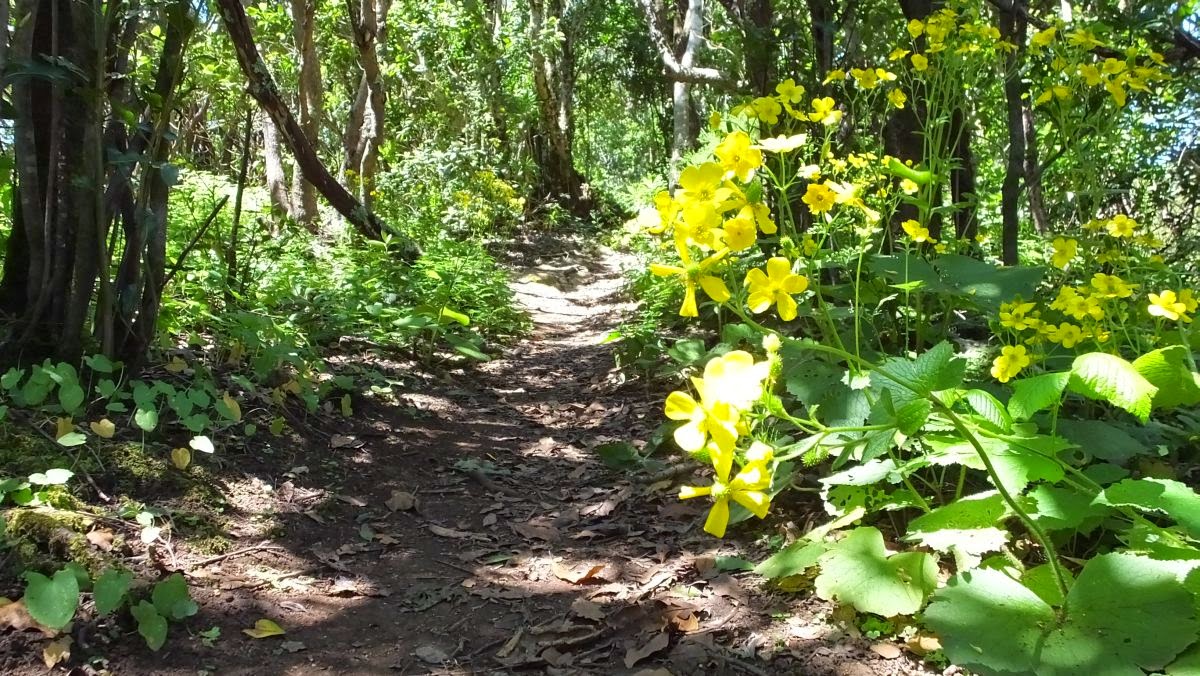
{"left": 23, "top": 569, "right": 80, "bottom": 630}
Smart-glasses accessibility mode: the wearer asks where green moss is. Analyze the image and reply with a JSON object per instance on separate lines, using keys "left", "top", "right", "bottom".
{"left": 0, "top": 427, "right": 70, "bottom": 478}
{"left": 104, "top": 442, "right": 175, "bottom": 494}
{"left": 4, "top": 507, "right": 107, "bottom": 575}
{"left": 190, "top": 535, "right": 232, "bottom": 555}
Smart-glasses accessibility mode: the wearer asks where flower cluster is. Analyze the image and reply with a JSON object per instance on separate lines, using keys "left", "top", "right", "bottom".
{"left": 667, "top": 351, "right": 775, "bottom": 537}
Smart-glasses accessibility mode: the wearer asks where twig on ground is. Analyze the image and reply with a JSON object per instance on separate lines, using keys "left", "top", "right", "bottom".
{"left": 188, "top": 541, "right": 286, "bottom": 570}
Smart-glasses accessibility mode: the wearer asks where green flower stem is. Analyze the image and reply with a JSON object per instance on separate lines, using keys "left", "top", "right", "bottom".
{"left": 937, "top": 403, "right": 1071, "bottom": 609}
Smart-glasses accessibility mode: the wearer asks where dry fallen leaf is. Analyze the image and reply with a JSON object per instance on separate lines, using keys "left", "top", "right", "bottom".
{"left": 905, "top": 634, "right": 942, "bottom": 656}
{"left": 624, "top": 631, "right": 670, "bottom": 669}
{"left": 90, "top": 419, "right": 116, "bottom": 439}
{"left": 243, "top": 619, "right": 286, "bottom": 639}
{"left": 667, "top": 610, "right": 700, "bottom": 633}
{"left": 385, "top": 490, "right": 415, "bottom": 512}
{"left": 55, "top": 417, "right": 73, "bottom": 440}
{"left": 0, "top": 600, "right": 58, "bottom": 637}
{"left": 551, "top": 562, "right": 608, "bottom": 585}
{"left": 869, "top": 642, "right": 903, "bottom": 659}
{"left": 569, "top": 598, "right": 606, "bottom": 622}
{"left": 85, "top": 529, "right": 115, "bottom": 552}
{"left": 43, "top": 636, "right": 71, "bottom": 668}
{"left": 512, "top": 520, "right": 560, "bottom": 542}
{"left": 222, "top": 392, "right": 242, "bottom": 422}
{"left": 428, "top": 524, "right": 476, "bottom": 539}
{"left": 330, "top": 434, "right": 359, "bottom": 449}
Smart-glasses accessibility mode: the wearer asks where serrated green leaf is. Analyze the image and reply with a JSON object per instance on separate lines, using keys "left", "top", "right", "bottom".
{"left": 1069, "top": 352, "right": 1157, "bottom": 423}
{"left": 755, "top": 541, "right": 827, "bottom": 580}
{"left": 964, "top": 389, "right": 1013, "bottom": 432}
{"left": 1008, "top": 372, "right": 1070, "bottom": 421}
{"left": 23, "top": 569, "right": 80, "bottom": 630}
{"left": 93, "top": 569, "right": 133, "bottom": 615}
{"left": 151, "top": 573, "right": 197, "bottom": 621}
{"left": 1133, "top": 346, "right": 1200, "bottom": 410}
{"left": 926, "top": 554, "right": 1198, "bottom": 676}
{"left": 1022, "top": 563, "right": 1073, "bottom": 607}
{"left": 877, "top": 341, "right": 965, "bottom": 396}
{"left": 131, "top": 600, "right": 168, "bottom": 651}
{"left": 1097, "top": 478, "right": 1200, "bottom": 539}
{"left": 1055, "top": 419, "right": 1147, "bottom": 463}
{"left": 814, "top": 527, "right": 937, "bottom": 617}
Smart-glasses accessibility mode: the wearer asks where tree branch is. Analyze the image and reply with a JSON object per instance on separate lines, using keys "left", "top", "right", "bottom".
{"left": 634, "top": 0, "right": 735, "bottom": 86}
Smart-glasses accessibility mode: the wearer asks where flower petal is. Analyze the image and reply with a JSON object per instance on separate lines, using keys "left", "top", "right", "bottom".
{"left": 776, "top": 292, "right": 799, "bottom": 321}
{"left": 699, "top": 275, "right": 731, "bottom": 303}
{"left": 664, "top": 391, "right": 699, "bottom": 420}
{"left": 765, "top": 257, "right": 793, "bottom": 281}
{"left": 673, "top": 420, "right": 707, "bottom": 453}
{"left": 679, "top": 485, "right": 712, "bottom": 500}
{"left": 732, "top": 490, "right": 771, "bottom": 519}
{"left": 703, "top": 499, "right": 731, "bottom": 538}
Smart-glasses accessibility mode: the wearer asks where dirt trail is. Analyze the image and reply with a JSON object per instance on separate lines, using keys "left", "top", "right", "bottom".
{"left": 99, "top": 237, "right": 931, "bottom": 676}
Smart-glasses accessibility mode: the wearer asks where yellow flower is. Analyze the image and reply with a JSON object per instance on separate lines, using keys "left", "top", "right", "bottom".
{"left": 1106, "top": 214, "right": 1138, "bottom": 238}
{"left": 823, "top": 69, "right": 846, "bottom": 84}
{"left": 907, "top": 19, "right": 924, "bottom": 39}
{"left": 899, "top": 178, "right": 919, "bottom": 194}
{"left": 649, "top": 245, "right": 731, "bottom": 317}
{"left": 901, "top": 219, "right": 934, "bottom": 243}
{"left": 802, "top": 235, "right": 819, "bottom": 257}
{"left": 746, "top": 203, "right": 776, "bottom": 234}
{"left": 678, "top": 448, "right": 772, "bottom": 538}
{"left": 850, "top": 68, "right": 878, "bottom": 89}
{"left": 1035, "top": 85, "right": 1071, "bottom": 105}
{"left": 808, "top": 97, "right": 842, "bottom": 125}
{"left": 775, "top": 78, "right": 805, "bottom": 103}
{"left": 745, "top": 258, "right": 809, "bottom": 321}
{"left": 1180, "top": 289, "right": 1199, "bottom": 313}
{"left": 752, "top": 96, "right": 783, "bottom": 124}
{"left": 1031, "top": 26, "right": 1057, "bottom": 49}
{"left": 1047, "top": 322, "right": 1084, "bottom": 348}
{"left": 888, "top": 88, "right": 907, "bottom": 109}
{"left": 721, "top": 212, "right": 758, "bottom": 251}
{"left": 677, "top": 162, "right": 726, "bottom": 204}
{"left": 708, "top": 111, "right": 722, "bottom": 130}
{"left": 1057, "top": 289, "right": 1104, "bottom": 321}
{"left": 1090, "top": 273, "right": 1135, "bottom": 299}
{"left": 911, "top": 54, "right": 928, "bottom": 71}
{"left": 702, "top": 351, "right": 771, "bottom": 410}
{"left": 802, "top": 183, "right": 837, "bottom": 214}
{"left": 1148, "top": 290, "right": 1191, "bottom": 322}
{"left": 1079, "top": 64, "right": 1103, "bottom": 87}
{"left": 889, "top": 47, "right": 910, "bottom": 61}
{"left": 991, "top": 345, "right": 1032, "bottom": 383}
{"left": 665, "top": 387, "right": 740, "bottom": 455}
{"left": 999, "top": 300, "right": 1038, "bottom": 331}
{"left": 715, "top": 131, "right": 763, "bottom": 182}
{"left": 1050, "top": 237, "right": 1077, "bottom": 269}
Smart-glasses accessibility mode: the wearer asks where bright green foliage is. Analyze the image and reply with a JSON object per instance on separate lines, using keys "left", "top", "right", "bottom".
{"left": 1068, "top": 353, "right": 1158, "bottom": 423}
{"left": 23, "top": 568, "right": 80, "bottom": 630}
{"left": 93, "top": 569, "right": 134, "bottom": 616}
{"left": 927, "top": 554, "right": 1198, "bottom": 676}
{"left": 151, "top": 573, "right": 198, "bottom": 621}
{"left": 814, "top": 527, "right": 938, "bottom": 617}
{"left": 1133, "top": 346, "right": 1200, "bottom": 410}
{"left": 131, "top": 600, "right": 168, "bottom": 651}
{"left": 904, "top": 492, "right": 1009, "bottom": 560}
{"left": 1098, "top": 479, "right": 1200, "bottom": 539}
{"left": 1007, "top": 372, "right": 1070, "bottom": 421}
{"left": 754, "top": 541, "right": 827, "bottom": 580}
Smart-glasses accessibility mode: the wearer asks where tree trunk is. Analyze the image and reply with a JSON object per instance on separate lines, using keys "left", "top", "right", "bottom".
{"left": 464, "top": 0, "right": 509, "bottom": 159}
{"left": 289, "top": 0, "right": 322, "bottom": 230}
{"left": 214, "top": 0, "right": 391, "bottom": 241}
{"left": 998, "top": 0, "right": 1028, "bottom": 265}
{"left": 262, "top": 113, "right": 293, "bottom": 218}
{"left": 529, "top": 0, "right": 585, "bottom": 211}
{"left": 343, "top": 0, "right": 391, "bottom": 213}
{"left": 1022, "top": 103, "right": 1050, "bottom": 234}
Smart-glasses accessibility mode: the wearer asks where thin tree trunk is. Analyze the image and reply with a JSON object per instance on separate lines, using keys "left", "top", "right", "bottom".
{"left": 998, "top": 0, "right": 1028, "bottom": 265}
{"left": 289, "top": 0, "right": 321, "bottom": 229}
{"left": 1022, "top": 103, "right": 1049, "bottom": 234}
{"left": 214, "top": 0, "right": 391, "bottom": 241}
{"left": 344, "top": 0, "right": 391, "bottom": 213}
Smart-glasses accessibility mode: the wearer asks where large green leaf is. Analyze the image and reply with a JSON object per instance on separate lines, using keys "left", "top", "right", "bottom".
{"left": 1027, "top": 484, "right": 1107, "bottom": 532}
{"left": 23, "top": 569, "right": 80, "bottom": 630}
{"left": 926, "top": 554, "right": 1199, "bottom": 675}
{"left": 814, "top": 527, "right": 937, "bottom": 617}
{"left": 131, "top": 600, "right": 168, "bottom": 651}
{"left": 1097, "top": 478, "right": 1200, "bottom": 539}
{"left": 151, "top": 573, "right": 197, "bottom": 621}
{"left": 93, "top": 568, "right": 133, "bottom": 616}
{"left": 1055, "top": 419, "right": 1147, "bottom": 463}
{"left": 754, "top": 541, "right": 828, "bottom": 580}
{"left": 904, "top": 491, "right": 1009, "bottom": 561}
{"left": 876, "top": 341, "right": 965, "bottom": 396}
{"left": 1132, "top": 346, "right": 1200, "bottom": 410}
{"left": 1007, "top": 372, "right": 1070, "bottom": 421}
{"left": 933, "top": 254, "right": 1045, "bottom": 311}
{"left": 1069, "top": 352, "right": 1157, "bottom": 423}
